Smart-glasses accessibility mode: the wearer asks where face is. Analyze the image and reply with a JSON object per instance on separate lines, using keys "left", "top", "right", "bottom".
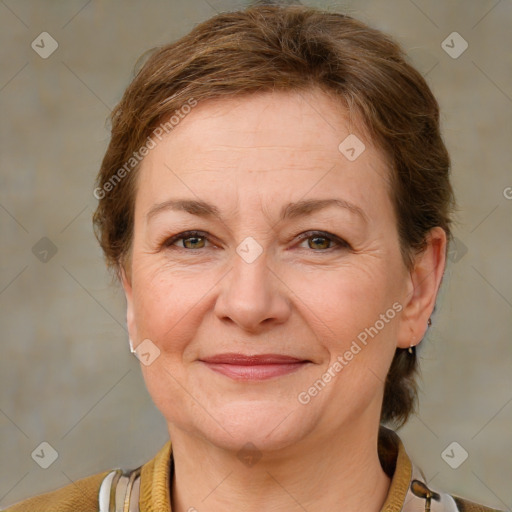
{"left": 121, "top": 89, "right": 425, "bottom": 453}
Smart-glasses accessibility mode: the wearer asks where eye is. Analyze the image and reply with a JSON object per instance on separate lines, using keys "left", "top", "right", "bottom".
{"left": 161, "top": 230, "right": 351, "bottom": 252}
{"left": 162, "top": 230, "right": 211, "bottom": 250}
{"left": 295, "top": 231, "right": 351, "bottom": 251}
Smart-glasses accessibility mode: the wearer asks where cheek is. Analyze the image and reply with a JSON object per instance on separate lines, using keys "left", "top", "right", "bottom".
{"left": 297, "top": 264, "right": 394, "bottom": 339}
{"left": 131, "top": 261, "right": 216, "bottom": 354}
{"left": 299, "top": 262, "right": 401, "bottom": 391}
{"left": 302, "top": 269, "right": 399, "bottom": 396}
{"left": 131, "top": 265, "right": 206, "bottom": 423}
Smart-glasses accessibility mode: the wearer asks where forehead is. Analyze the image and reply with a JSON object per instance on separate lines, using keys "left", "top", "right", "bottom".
{"left": 151, "top": 89, "right": 365, "bottom": 165}
{"left": 134, "top": 89, "right": 392, "bottom": 223}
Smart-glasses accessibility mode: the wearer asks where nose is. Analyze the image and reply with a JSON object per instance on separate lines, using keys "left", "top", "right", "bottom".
{"left": 214, "top": 244, "right": 291, "bottom": 333}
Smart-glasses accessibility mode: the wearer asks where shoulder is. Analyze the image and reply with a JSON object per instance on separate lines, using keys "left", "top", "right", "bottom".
{"left": 407, "top": 471, "right": 505, "bottom": 512}
{"left": 1, "top": 470, "right": 110, "bottom": 512}
{"left": 1, "top": 441, "right": 172, "bottom": 512}
{"left": 379, "top": 427, "right": 504, "bottom": 512}
{"left": 407, "top": 473, "right": 505, "bottom": 512}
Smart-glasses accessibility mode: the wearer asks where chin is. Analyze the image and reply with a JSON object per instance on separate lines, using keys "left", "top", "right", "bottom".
{"left": 179, "top": 398, "right": 316, "bottom": 454}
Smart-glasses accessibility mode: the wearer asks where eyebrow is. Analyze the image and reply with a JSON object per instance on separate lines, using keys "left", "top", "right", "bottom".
{"left": 146, "top": 198, "right": 368, "bottom": 224}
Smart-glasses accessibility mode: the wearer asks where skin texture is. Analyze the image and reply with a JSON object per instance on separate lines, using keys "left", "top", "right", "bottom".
{"left": 121, "top": 89, "right": 446, "bottom": 512}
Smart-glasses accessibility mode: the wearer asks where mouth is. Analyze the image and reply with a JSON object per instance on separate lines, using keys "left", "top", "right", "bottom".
{"left": 199, "top": 353, "right": 311, "bottom": 381}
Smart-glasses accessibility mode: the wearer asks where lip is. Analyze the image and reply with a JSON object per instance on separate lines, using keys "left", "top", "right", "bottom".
{"left": 199, "top": 353, "right": 310, "bottom": 381}
{"left": 201, "top": 353, "right": 306, "bottom": 364}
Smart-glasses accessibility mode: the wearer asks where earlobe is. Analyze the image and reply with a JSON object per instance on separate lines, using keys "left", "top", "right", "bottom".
{"left": 120, "top": 264, "right": 138, "bottom": 345}
{"left": 120, "top": 264, "right": 133, "bottom": 300}
{"left": 396, "top": 227, "right": 447, "bottom": 350}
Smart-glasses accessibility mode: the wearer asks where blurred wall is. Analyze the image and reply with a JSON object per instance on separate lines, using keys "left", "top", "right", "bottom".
{"left": 1, "top": 0, "right": 511, "bottom": 509}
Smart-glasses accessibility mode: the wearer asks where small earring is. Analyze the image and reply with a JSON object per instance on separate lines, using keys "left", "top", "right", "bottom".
{"left": 408, "top": 345, "right": 415, "bottom": 354}
{"left": 129, "top": 337, "right": 136, "bottom": 354}
{"left": 427, "top": 317, "right": 432, "bottom": 328}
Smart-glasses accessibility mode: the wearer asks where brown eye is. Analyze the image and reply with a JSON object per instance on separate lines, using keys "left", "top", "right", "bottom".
{"left": 181, "top": 235, "right": 206, "bottom": 249}
{"left": 307, "top": 235, "right": 331, "bottom": 250}
{"left": 297, "top": 231, "right": 350, "bottom": 252}
{"left": 163, "top": 231, "right": 210, "bottom": 250}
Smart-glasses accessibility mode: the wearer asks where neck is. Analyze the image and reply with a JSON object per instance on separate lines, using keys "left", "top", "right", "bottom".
{"left": 168, "top": 420, "right": 391, "bottom": 512}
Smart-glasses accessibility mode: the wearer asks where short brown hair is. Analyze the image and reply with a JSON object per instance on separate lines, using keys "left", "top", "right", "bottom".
{"left": 92, "top": 3, "right": 455, "bottom": 427}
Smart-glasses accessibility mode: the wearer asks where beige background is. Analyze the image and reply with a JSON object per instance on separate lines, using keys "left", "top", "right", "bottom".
{"left": 1, "top": 0, "right": 511, "bottom": 509}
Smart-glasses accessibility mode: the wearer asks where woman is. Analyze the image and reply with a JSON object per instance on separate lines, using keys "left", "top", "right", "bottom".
{"left": 3, "top": 3, "right": 503, "bottom": 512}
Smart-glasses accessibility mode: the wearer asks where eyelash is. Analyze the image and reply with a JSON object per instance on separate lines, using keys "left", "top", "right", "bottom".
{"left": 161, "top": 230, "right": 351, "bottom": 252}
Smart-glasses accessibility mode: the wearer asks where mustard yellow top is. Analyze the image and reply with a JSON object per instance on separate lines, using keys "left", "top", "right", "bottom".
{"left": 2, "top": 428, "right": 502, "bottom": 512}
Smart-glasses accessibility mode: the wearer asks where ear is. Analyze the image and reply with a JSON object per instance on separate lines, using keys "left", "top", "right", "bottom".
{"left": 396, "top": 227, "right": 447, "bottom": 349}
{"left": 120, "top": 264, "right": 138, "bottom": 345}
